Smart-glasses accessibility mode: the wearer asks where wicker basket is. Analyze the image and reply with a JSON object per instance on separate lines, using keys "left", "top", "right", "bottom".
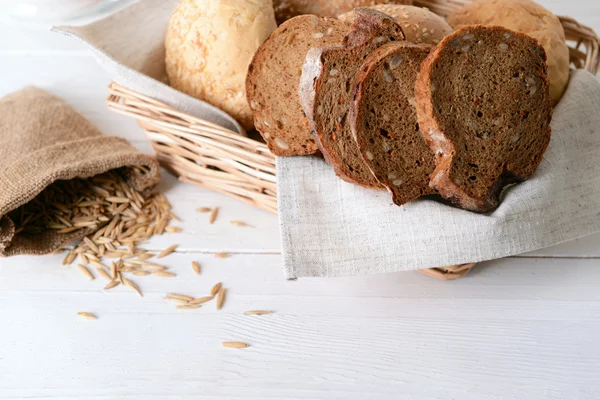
{"left": 106, "top": 0, "right": 600, "bottom": 280}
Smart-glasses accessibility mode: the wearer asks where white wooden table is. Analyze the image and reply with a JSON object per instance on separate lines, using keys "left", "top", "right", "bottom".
{"left": 1, "top": 2, "right": 600, "bottom": 399}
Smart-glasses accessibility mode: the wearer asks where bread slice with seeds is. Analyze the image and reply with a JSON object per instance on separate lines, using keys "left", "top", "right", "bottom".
{"left": 350, "top": 41, "right": 436, "bottom": 205}
{"left": 300, "top": 8, "right": 405, "bottom": 188}
{"left": 415, "top": 25, "right": 552, "bottom": 212}
{"left": 246, "top": 15, "right": 349, "bottom": 156}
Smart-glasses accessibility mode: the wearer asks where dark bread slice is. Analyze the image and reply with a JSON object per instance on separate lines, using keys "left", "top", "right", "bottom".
{"left": 415, "top": 25, "right": 552, "bottom": 212}
{"left": 300, "top": 8, "right": 405, "bottom": 188}
{"left": 246, "top": 15, "right": 349, "bottom": 156}
{"left": 350, "top": 41, "right": 436, "bottom": 205}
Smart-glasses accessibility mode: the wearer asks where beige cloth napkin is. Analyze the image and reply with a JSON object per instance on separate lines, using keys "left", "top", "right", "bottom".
{"left": 51, "top": 1, "right": 600, "bottom": 278}
{"left": 278, "top": 71, "right": 600, "bottom": 278}
{"left": 0, "top": 87, "right": 160, "bottom": 257}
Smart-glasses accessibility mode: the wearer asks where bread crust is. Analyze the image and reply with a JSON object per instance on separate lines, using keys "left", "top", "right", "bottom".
{"left": 415, "top": 25, "right": 552, "bottom": 212}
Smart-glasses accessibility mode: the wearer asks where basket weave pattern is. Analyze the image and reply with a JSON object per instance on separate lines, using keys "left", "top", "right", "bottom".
{"left": 107, "top": 0, "right": 600, "bottom": 279}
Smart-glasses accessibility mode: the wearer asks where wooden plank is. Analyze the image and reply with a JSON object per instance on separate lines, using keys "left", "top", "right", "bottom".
{"left": 524, "top": 233, "right": 600, "bottom": 258}
{"left": 1, "top": 256, "right": 600, "bottom": 399}
{"left": 2, "top": 254, "right": 600, "bottom": 305}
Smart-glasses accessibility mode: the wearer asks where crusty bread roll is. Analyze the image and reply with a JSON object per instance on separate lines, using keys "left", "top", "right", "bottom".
{"left": 447, "top": 0, "right": 570, "bottom": 104}
{"left": 165, "top": 0, "right": 277, "bottom": 130}
{"left": 272, "top": 0, "right": 412, "bottom": 25}
{"left": 339, "top": 5, "right": 453, "bottom": 45}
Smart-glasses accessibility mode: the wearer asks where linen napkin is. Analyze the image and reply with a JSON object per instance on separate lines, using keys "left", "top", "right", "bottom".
{"left": 279, "top": 70, "right": 600, "bottom": 278}
{"left": 52, "top": 0, "right": 600, "bottom": 277}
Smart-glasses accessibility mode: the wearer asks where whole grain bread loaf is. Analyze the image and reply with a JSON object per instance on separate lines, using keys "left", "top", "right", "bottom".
{"left": 272, "top": 0, "right": 412, "bottom": 25}
{"left": 350, "top": 42, "right": 436, "bottom": 205}
{"left": 165, "top": 0, "right": 277, "bottom": 130}
{"left": 246, "top": 15, "right": 349, "bottom": 156}
{"left": 339, "top": 4, "right": 453, "bottom": 46}
{"left": 299, "top": 8, "right": 405, "bottom": 188}
{"left": 415, "top": 25, "right": 552, "bottom": 212}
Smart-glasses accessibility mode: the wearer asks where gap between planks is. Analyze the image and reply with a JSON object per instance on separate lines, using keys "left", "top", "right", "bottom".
{"left": 0, "top": 49, "right": 93, "bottom": 57}
{"left": 51, "top": 248, "right": 284, "bottom": 256}
{"left": 43, "top": 248, "right": 600, "bottom": 259}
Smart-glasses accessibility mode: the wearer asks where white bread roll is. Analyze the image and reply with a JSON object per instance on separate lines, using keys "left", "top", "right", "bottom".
{"left": 447, "top": 0, "right": 570, "bottom": 104}
{"left": 165, "top": 0, "right": 277, "bottom": 130}
{"left": 339, "top": 5, "right": 452, "bottom": 45}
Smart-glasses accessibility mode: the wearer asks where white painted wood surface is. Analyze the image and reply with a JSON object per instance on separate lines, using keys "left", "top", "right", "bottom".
{"left": 0, "top": 1, "right": 599, "bottom": 398}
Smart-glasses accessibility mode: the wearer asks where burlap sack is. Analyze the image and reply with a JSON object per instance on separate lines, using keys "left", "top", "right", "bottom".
{"left": 0, "top": 87, "right": 160, "bottom": 257}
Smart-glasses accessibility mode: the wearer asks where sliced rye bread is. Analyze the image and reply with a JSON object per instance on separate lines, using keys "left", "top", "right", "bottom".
{"left": 350, "top": 41, "right": 436, "bottom": 205}
{"left": 246, "top": 15, "right": 349, "bottom": 156}
{"left": 415, "top": 25, "right": 552, "bottom": 212}
{"left": 300, "top": 8, "right": 405, "bottom": 188}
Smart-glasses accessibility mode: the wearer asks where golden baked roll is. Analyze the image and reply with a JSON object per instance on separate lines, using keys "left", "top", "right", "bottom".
{"left": 339, "top": 4, "right": 453, "bottom": 45}
{"left": 165, "top": 0, "right": 277, "bottom": 130}
{"left": 447, "top": 0, "right": 570, "bottom": 104}
{"left": 272, "top": 0, "right": 412, "bottom": 25}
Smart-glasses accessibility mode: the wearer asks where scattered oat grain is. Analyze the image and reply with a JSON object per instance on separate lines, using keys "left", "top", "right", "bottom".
{"left": 153, "top": 271, "right": 176, "bottom": 278}
{"left": 122, "top": 277, "right": 142, "bottom": 297}
{"left": 244, "top": 310, "right": 274, "bottom": 315}
{"left": 210, "top": 282, "right": 222, "bottom": 297}
{"left": 189, "top": 296, "right": 213, "bottom": 305}
{"left": 168, "top": 212, "right": 181, "bottom": 222}
{"left": 222, "top": 342, "right": 249, "bottom": 349}
{"left": 62, "top": 251, "right": 76, "bottom": 266}
{"left": 176, "top": 304, "right": 201, "bottom": 310}
{"left": 77, "top": 312, "right": 97, "bottom": 320}
{"left": 157, "top": 244, "right": 178, "bottom": 259}
{"left": 105, "top": 196, "right": 130, "bottom": 203}
{"left": 230, "top": 221, "right": 254, "bottom": 228}
{"left": 141, "top": 264, "right": 167, "bottom": 272}
{"left": 104, "top": 280, "right": 120, "bottom": 290}
{"left": 166, "top": 293, "right": 195, "bottom": 301}
{"left": 192, "top": 261, "right": 201, "bottom": 275}
{"left": 209, "top": 207, "right": 219, "bottom": 224}
{"left": 216, "top": 288, "right": 226, "bottom": 310}
{"left": 83, "top": 237, "right": 99, "bottom": 254}
{"left": 77, "top": 264, "right": 94, "bottom": 280}
{"left": 96, "top": 267, "right": 112, "bottom": 281}
{"left": 167, "top": 298, "right": 191, "bottom": 305}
